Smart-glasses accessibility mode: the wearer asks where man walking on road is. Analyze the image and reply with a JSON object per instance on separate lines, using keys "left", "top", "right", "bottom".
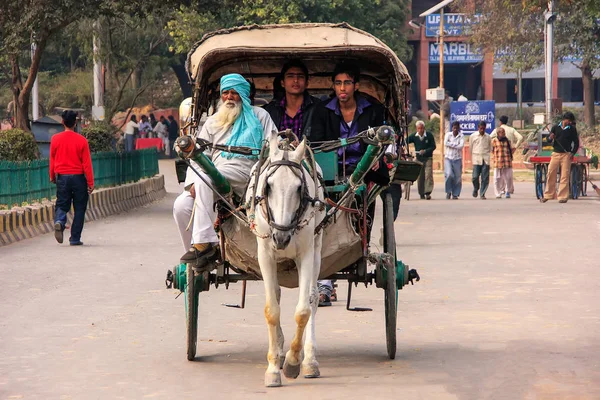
{"left": 491, "top": 115, "right": 523, "bottom": 197}
{"left": 444, "top": 121, "right": 464, "bottom": 199}
{"left": 470, "top": 121, "right": 491, "bottom": 199}
{"left": 408, "top": 120, "right": 436, "bottom": 199}
{"left": 491, "top": 127, "right": 514, "bottom": 199}
{"left": 49, "top": 110, "right": 94, "bottom": 245}
{"left": 541, "top": 112, "right": 579, "bottom": 204}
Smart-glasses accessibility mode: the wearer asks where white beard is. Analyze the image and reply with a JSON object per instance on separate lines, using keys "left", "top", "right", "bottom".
{"left": 213, "top": 100, "right": 242, "bottom": 130}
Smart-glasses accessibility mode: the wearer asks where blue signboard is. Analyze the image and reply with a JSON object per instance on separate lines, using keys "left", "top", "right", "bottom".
{"left": 429, "top": 42, "right": 483, "bottom": 64}
{"left": 449, "top": 101, "right": 495, "bottom": 136}
{"left": 425, "top": 13, "right": 481, "bottom": 37}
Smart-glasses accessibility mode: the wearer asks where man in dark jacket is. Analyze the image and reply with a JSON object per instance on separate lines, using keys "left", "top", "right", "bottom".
{"left": 408, "top": 120, "right": 436, "bottom": 199}
{"left": 167, "top": 115, "right": 179, "bottom": 158}
{"left": 541, "top": 111, "right": 580, "bottom": 203}
{"left": 263, "top": 59, "right": 320, "bottom": 139}
{"left": 310, "top": 61, "right": 402, "bottom": 306}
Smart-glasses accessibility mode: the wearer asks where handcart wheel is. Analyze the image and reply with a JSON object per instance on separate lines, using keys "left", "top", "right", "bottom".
{"left": 185, "top": 263, "right": 199, "bottom": 361}
{"left": 535, "top": 164, "right": 546, "bottom": 199}
{"left": 382, "top": 192, "right": 397, "bottom": 360}
{"left": 570, "top": 165, "right": 579, "bottom": 199}
{"left": 582, "top": 165, "right": 588, "bottom": 196}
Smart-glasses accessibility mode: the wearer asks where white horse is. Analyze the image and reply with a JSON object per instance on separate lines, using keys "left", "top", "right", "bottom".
{"left": 246, "top": 138, "right": 325, "bottom": 387}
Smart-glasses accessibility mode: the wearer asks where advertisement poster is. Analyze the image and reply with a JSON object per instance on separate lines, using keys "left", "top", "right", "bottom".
{"left": 449, "top": 101, "right": 495, "bottom": 136}
{"left": 428, "top": 42, "right": 484, "bottom": 64}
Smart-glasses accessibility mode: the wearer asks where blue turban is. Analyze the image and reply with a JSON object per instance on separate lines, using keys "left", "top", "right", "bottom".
{"left": 220, "top": 73, "right": 263, "bottom": 159}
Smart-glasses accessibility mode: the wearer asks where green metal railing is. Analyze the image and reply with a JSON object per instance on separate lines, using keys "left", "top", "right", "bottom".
{"left": 0, "top": 149, "right": 159, "bottom": 207}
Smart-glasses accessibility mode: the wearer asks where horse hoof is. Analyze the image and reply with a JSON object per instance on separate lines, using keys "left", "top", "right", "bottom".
{"left": 278, "top": 355, "right": 285, "bottom": 369}
{"left": 265, "top": 371, "right": 282, "bottom": 387}
{"left": 282, "top": 359, "right": 301, "bottom": 379}
{"left": 302, "top": 363, "right": 320, "bottom": 378}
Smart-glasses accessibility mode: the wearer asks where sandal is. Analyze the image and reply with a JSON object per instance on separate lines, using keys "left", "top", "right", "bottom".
{"left": 318, "top": 293, "right": 332, "bottom": 307}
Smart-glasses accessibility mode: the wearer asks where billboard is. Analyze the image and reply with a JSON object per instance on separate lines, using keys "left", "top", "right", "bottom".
{"left": 429, "top": 42, "right": 483, "bottom": 64}
{"left": 449, "top": 101, "right": 495, "bottom": 136}
{"left": 425, "top": 13, "right": 482, "bottom": 37}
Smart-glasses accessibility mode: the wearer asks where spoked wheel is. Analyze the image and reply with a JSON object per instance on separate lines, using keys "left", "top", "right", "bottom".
{"left": 382, "top": 192, "right": 397, "bottom": 360}
{"left": 570, "top": 165, "right": 580, "bottom": 199}
{"left": 535, "top": 164, "right": 547, "bottom": 199}
{"left": 185, "top": 263, "right": 199, "bottom": 361}
{"left": 582, "top": 165, "right": 588, "bottom": 196}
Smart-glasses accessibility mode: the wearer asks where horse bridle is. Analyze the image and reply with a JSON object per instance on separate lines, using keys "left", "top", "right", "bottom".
{"left": 260, "top": 159, "right": 316, "bottom": 233}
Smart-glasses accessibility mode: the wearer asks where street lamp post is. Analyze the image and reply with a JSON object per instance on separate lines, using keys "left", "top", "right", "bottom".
{"left": 439, "top": 8, "right": 445, "bottom": 161}
{"left": 420, "top": 0, "right": 454, "bottom": 168}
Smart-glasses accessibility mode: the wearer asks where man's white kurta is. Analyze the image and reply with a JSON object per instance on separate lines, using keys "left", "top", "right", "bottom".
{"left": 182, "top": 106, "right": 276, "bottom": 245}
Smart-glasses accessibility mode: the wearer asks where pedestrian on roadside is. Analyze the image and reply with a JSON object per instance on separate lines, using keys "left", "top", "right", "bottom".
{"left": 491, "top": 127, "right": 514, "bottom": 198}
{"left": 123, "top": 115, "right": 139, "bottom": 152}
{"left": 167, "top": 115, "right": 179, "bottom": 158}
{"left": 139, "top": 115, "right": 152, "bottom": 138}
{"left": 541, "top": 111, "right": 579, "bottom": 204}
{"left": 49, "top": 110, "right": 95, "bottom": 246}
{"left": 470, "top": 120, "right": 491, "bottom": 199}
{"left": 490, "top": 115, "right": 523, "bottom": 197}
{"left": 444, "top": 121, "right": 464, "bottom": 199}
{"left": 149, "top": 113, "right": 158, "bottom": 130}
{"left": 154, "top": 115, "right": 169, "bottom": 156}
{"left": 407, "top": 120, "right": 436, "bottom": 199}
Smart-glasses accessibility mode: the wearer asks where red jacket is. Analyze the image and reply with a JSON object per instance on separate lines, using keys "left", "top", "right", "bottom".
{"left": 49, "top": 129, "right": 95, "bottom": 187}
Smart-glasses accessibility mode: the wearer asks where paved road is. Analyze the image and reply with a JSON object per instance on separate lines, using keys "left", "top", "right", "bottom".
{"left": 2, "top": 161, "right": 599, "bottom": 400}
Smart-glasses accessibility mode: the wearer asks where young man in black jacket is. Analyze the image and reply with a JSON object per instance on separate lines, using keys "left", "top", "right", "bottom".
{"left": 541, "top": 111, "right": 580, "bottom": 203}
{"left": 263, "top": 59, "right": 320, "bottom": 139}
{"left": 310, "top": 61, "right": 402, "bottom": 306}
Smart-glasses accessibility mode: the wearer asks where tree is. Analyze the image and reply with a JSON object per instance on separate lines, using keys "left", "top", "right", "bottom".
{"left": 167, "top": 0, "right": 412, "bottom": 63}
{"left": 457, "top": 0, "right": 599, "bottom": 127}
{"left": 0, "top": 0, "right": 106, "bottom": 131}
{"left": 554, "top": 0, "right": 600, "bottom": 127}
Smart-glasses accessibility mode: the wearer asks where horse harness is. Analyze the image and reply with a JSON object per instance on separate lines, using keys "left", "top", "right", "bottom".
{"left": 249, "top": 153, "right": 324, "bottom": 237}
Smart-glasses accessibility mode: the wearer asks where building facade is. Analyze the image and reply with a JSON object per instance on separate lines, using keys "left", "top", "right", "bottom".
{"left": 406, "top": 0, "right": 600, "bottom": 114}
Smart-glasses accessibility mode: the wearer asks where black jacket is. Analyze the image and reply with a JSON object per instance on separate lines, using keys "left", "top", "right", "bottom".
{"left": 308, "top": 94, "right": 385, "bottom": 143}
{"left": 308, "top": 95, "right": 389, "bottom": 184}
{"left": 550, "top": 123, "right": 579, "bottom": 154}
{"left": 262, "top": 93, "right": 320, "bottom": 139}
{"left": 167, "top": 120, "right": 179, "bottom": 140}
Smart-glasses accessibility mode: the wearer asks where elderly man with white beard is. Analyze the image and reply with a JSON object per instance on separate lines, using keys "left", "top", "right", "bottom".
{"left": 173, "top": 73, "right": 277, "bottom": 263}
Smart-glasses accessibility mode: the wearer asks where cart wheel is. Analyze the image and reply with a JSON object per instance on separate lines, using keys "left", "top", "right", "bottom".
{"left": 570, "top": 165, "right": 579, "bottom": 199}
{"left": 185, "top": 263, "right": 199, "bottom": 361}
{"left": 582, "top": 165, "right": 588, "bottom": 196}
{"left": 534, "top": 165, "right": 542, "bottom": 199}
{"left": 382, "top": 192, "right": 397, "bottom": 360}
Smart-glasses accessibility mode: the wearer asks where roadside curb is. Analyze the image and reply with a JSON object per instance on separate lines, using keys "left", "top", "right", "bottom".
{"left": 0, "top": 175, "right": 166, "bottom": 246}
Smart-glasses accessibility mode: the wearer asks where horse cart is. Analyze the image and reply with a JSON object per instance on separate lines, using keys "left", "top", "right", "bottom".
{"left": 524, "top": 124, "right": 593, "bottom": 199}
{"left": 165, "top": 23, "right": 422, "bottom": 385}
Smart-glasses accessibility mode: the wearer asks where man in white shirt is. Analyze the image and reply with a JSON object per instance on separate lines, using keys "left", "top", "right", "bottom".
{"left": 469, "top": 121, "right": 492, "bottom": 199}
{"left": 490, "top": 115, "right": 523, "bottom": 197}
{"left": 444, "top": 121, "right": 465, "bottom": 199}
{"left": 123, "top": 115, "right": 139, "bottom": 152}
{"left": 173, "top": 73, "right": 277, "bottom": 263}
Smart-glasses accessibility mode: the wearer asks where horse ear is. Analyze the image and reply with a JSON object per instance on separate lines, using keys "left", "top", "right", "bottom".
{"left": 293, "top": 139, "right": 306, "bottom": 161}
{"left": 269, "top": 137, "right": 279, "bottom": 157}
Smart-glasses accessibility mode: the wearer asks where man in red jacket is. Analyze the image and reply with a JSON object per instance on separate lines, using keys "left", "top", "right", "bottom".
{"left": 49, "top": 111, "right": 95, "bottom": 245}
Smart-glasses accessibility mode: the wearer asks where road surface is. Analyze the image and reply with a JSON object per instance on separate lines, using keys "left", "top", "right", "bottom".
{"left": 1, "top": 160, "right": 599, "bottom": 399}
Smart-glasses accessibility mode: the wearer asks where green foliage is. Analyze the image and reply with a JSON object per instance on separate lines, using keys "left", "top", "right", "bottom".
{"left": 81, "top": 122, "right": 115, "bottom": 153}
{"left": 0, "top": 129, "right": 38, "bottom": 161}
{"left": 167, "top": 0, "right": 412, "bottom": 60}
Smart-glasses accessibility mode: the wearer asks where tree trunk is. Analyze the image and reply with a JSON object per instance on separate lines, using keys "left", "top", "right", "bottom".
{"left": 172, "top": 56, "right": 192, "bottom": 99}
{"left": 581, "top": 60, "right": 595, "bottom": 128}
{"left": 9, "top": 55, "right": 30, "bottom": 131}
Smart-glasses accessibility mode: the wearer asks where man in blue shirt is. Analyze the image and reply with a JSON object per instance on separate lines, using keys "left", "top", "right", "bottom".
{"left": 310, "top": 61, "right": 402, "bottom": 305}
